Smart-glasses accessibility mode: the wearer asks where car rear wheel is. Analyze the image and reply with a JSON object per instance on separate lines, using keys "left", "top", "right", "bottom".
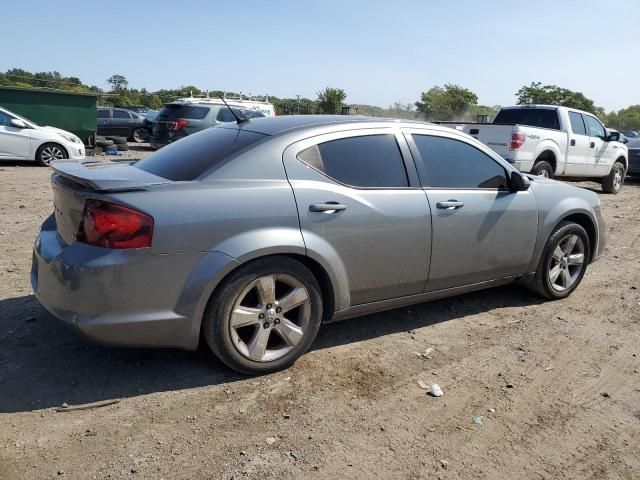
{"left": 131, "top": 128, "right": 145, "bottom": 143}
{"left": 601, "top": 161, "right": 625, "bottom": 194}
{"left": 35, "top": 143, "right": 67, "bottom": 166}
{"left": 202, "top": 256, "right": 323, "bottom": 374}
{"left": 526, "top": 221, "right": 590, "bottom": 300}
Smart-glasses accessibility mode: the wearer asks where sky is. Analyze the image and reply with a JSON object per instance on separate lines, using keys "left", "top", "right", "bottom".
{"left": 2, "top": 0, "right": 639, "bottom": 111}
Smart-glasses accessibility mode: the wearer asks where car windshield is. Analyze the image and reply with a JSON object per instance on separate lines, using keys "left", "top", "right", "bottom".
{"left": 493, "top": 108, "right": 560, "bottom": 130}
{"left": 156, "top": 104, "right": 209, "bottom": 120}
{"left": 1, "top": 108, "right": 39, "bottom": 127}
{"left": 135, "top": 126, "right": 268, "bottom": 181}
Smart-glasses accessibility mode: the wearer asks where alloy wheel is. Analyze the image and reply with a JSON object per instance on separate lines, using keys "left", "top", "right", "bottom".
{"left": 613, "top": 166, "right": 623, "bottom": 191}
{"left": 538, "top": 170, "right": 549, "bottom": 178}
{"left": 41, "top": 146, "right": 64, "bottom": 165}
{"left": 229, "top": 274, "right": 311, "bottom": 362}
{"left": 548, "top": 234, "right": 585, "bottom": 291}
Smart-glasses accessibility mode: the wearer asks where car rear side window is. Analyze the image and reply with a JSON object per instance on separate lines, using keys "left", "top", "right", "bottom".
{"left": 493, "top": 108, "right": 560, "bottom": 130}
{"left": 157, "top": 104, "right": 209, "bottom": 120}
{"left": 113, "top": 110, "right": 130, "bottom": 119}
{"left": 135, "top": 127, "right": 267, "bottom": 181}
{"left": 568, "top": 112, "right": 587, "bottom": 135}
{"left": 216, "top": 108, "right": 237, "bottom": 122}
{"left": 412, "top": 134, "right": 508, "bottom": 189}
{"left": 297, "top": 135, "right": 409, "bottom": 188}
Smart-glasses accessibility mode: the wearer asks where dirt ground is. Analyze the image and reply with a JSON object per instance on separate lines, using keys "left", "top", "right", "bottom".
{"left": 0, "top": 148, "right": 639, "bottom": 479}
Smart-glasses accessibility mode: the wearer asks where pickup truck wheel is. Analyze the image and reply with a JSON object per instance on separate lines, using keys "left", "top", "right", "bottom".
{"left": 526, "top": 221, "right": 589, "bottom": 300}
{"left": 202, "top": 256, "right": 323, "bottom": 375}
{"left": 531, "top": 161, "right": 554, "bottom": 178}
{"left": 601, "top": 161, "right": 625, "bottom": 194}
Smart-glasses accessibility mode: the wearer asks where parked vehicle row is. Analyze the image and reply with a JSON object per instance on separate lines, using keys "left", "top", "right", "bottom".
{"left": 33, "top": 115, "right": 606, "bottom": 374}
{"left": 456, "top": 105, "right": 628, "bottom": 194}
{"left": 97, "top": 107, "right": 147, "bottom": 143}
{"left": 0, "top": 106, "right": 85, "bottom": 165}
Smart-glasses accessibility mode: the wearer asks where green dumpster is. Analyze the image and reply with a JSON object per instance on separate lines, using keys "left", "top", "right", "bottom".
{"left": 0, "top": 86, "right": 97, "bottom": 145}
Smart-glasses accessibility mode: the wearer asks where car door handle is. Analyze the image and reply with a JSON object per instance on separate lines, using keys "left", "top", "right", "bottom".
{"left": 436, "top": 200, "right": 464, "bottom": 210}
{"left": 590, "top": 142, "right": 595, "bottom": 148}
{"left": 570, "top": 139, "right": 576, "bottom": 146}
{"left": 309, "top": 202, "right": 347, "bottom": 213}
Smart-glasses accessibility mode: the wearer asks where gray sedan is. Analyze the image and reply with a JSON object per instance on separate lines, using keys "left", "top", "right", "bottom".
{"left": 32, "top": 116, "right": 606, "bottom": 374}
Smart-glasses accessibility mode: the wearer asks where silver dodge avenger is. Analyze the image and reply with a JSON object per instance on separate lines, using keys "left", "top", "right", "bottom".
{"left": 32, "top": 115, "right": 606, "bottom": 374}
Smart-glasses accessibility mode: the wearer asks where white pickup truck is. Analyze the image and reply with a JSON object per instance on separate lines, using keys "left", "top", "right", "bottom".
{"left": 456, "top": 105, "right": 628, "bottom": 194}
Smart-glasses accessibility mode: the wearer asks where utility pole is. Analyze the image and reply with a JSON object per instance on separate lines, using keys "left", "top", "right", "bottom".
{"left": 296, "top": 94, "right": 301, "bottom": 115}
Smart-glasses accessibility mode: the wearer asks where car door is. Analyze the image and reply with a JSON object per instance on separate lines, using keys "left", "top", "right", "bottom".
{"left": 564, "top": 111, "right": 591, "bottom": 175}
{"left": 584, "top": 114, "right": 613, "bottom": 176}
{"left": 0, "top": 110, "right": 31, "bottom": 159}
{"left": 405, "top": 128, "right": 538, "bottom": 292}
{"left": 112, "top": 109, "right": 133, "bottom": 136}
{"left": 283, "top": 128, "right": 431, "bottom": 306}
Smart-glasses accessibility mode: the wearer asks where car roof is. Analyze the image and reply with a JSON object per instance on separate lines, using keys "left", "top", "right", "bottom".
{"left": 227, "top": 115, "right": 427, "bottom": 135}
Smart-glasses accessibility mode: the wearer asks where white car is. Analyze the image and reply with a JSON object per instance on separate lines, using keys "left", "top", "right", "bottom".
{"left": 0, "top": 106, "right": 85, "bottom": 166}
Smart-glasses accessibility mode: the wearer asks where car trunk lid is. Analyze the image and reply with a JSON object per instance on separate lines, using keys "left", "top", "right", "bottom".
{"left": 51, "top": 160, "right": 167, "bottom": 245}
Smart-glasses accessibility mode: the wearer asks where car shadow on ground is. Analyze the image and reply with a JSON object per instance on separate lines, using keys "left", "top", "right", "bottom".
{"left": 0, "top": 285, "right": 543, "bottom": 414}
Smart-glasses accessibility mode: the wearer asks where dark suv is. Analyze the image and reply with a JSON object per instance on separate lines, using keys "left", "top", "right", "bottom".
{"left": 97, "top": 107, "right": 147, "bottom": 143}
{"left": 150, "top": 102, "right": 264, "bottom": 149}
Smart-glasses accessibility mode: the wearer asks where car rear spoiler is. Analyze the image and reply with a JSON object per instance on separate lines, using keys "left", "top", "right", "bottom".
{"left": 51, "top": 159, "right": 169, "bottom": 192}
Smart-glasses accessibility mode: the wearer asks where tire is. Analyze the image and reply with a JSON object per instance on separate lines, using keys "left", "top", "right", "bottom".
{"left": 116, "top": 144, "right": 129, "bottom": 151}
{"left": 94, "top": 146, "right": 103, "bottom": 154}
{"left": 531, "top": 160, "right": 554, "bottom": 178}
{"left": 601, "top": 161, "right": 625, "bottom": 194}
{"left": 35, "top": 143, "right": 67, "bottom": 166}
{"left": 202, "top": 256, "right": 323, "bottom": 375}
{"left": 95, "top": 139, "right": 114, "bottom": 148}
{"left": 526, "top": 221, "right": 590, "bottom": 300}
{"left": 106, "top": 136, "right": 127, "bottom": 145}
{"left": 130, "top": 128, "right": 145, "bottom": 143}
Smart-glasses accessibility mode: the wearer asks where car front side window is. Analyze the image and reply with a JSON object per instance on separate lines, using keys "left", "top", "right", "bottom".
{"left": 584, "top": 115, "right": 606, "bottom": 139}
{"left": 296, "top": 134, "right": 409, "bottom": 188}
{"left": 412, "top": 134, "right": 509, "bottom": 189}
{"left": 0, "top": 111, "right": 14, "bottom": 126}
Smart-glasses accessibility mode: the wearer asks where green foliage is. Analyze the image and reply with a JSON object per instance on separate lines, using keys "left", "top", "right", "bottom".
{"left": 106, "top": 74, "right": 128, "bottom": 92}
{"left": 0, "top": 68, "right": 99, "bottom": 93}
{"left": 415, "top": 84, "right": 478, "bottom": 121}
{"left": 515, "top": 82, "right": 596, "bottom": 114}
{"left": 600, "top": 105, "right": 640, "bottom": 131}
{"left": 317, "top": 87, "right": 347, "bottom": 114}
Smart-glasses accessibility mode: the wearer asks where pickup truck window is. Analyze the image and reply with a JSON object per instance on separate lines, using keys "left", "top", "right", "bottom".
{"left": 412, "top": 134, "right": 508, "bottom": 189}
{"left": 493, "top": 108, "right": 560, "bottom": 130}
{"left": 568, "top": 112, "right": 587, "bottom": 136}
{"left": 584, "top": 115, "right": 606, "bottom": 139}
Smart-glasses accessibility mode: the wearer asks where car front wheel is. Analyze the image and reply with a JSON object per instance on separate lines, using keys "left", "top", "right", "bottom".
{"left": 36, "top": 143, "right": 67, "bottom": 166}
{"left": 202, "top": 256, "right": 323, "bottom": 374}
{"left": 526, "top": 221, "right": 590, "bottom": 300}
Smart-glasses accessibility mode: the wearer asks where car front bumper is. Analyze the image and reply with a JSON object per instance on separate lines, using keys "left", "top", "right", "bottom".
{"left": 593, "top": 206, "right": 607, "bottom": 262}
{"left": 31, "top": 216, "right": 208, "bottom": 350}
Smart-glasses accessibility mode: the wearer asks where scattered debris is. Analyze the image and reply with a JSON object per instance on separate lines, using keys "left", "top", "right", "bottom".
{"left": 473, "top": 416, "right": 486, "bottom": 425}
{"left": 429, "top": 384, "right": 443, "bottom": 397}
{"left": 265, "top": 436, "right": 277, "bottom": 445}
{"left": 487, "top": 408, "right": 496, "bottom": 414}
{"left": 440, "top": 459, "right": 449, "bottom": 470}
{"left": 414, "top": 347, "right": 434, "bottom": 359}
{"left": 506, "top": 383, "right": 514, "bottom": 389}
{"left": 602, "top": 392, "right": 611, "bottom": 398}
{"left": 283, "top": 414, "right": 291, "bottom": 419}
{"left": 545, "top": 366, "right": 554, "bottom": 372}
{"left": 416, "top": 380, "right": 429, "bottom": 390}
{"left": 54, "top": 399, "right": 120, "bottom": 412}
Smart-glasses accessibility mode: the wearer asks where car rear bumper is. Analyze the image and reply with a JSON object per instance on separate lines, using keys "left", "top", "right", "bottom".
{"left": 31, "top": 216, "right": 207, "bottom": 350}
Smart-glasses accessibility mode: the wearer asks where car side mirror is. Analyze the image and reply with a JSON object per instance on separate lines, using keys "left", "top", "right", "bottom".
{"left": 510, "top": 171, "right": 530, "bottom": 191}
{"left": 10, "top": 118, "right": 27, "bottom": 129}
{"left": 607, "top": 132, "right": 620, "bottom": 142}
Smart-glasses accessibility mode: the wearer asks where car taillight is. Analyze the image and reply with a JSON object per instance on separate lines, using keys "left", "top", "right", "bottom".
{"left": 170, "top": 119, "right": 189, "bottom": 131}
{"left": 78, "top": 200, "right": 153, "bottom": 249}
{"left": 510, "top": 132, "right": 526, "bottom": 150}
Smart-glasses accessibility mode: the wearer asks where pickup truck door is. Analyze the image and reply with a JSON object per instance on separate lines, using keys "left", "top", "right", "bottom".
{"left": 406, "top": 129, "right": 538, "bottom": 291}
{"left": 584, "top": 114, "right": 613, "bottom": 177}
{"left": 564, "top": 111, "right": 592, "bottom": 175}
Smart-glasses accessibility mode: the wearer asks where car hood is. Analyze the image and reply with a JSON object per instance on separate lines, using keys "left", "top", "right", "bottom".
{"left": 39, "top": 125, "right": 76, "bottom": 138}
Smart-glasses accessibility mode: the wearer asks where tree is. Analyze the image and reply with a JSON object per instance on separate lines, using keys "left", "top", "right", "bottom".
{"left": 107, "top": 74, "right": 128, "bottom": 92}
{"left": 515, "top": 82, "right": 596, "bottom": 114}
{"left": 415, "top": 84, "right": 478, "bottom": 121}
{"left": 317, "top": 87, "right": 347, "bottom": 114}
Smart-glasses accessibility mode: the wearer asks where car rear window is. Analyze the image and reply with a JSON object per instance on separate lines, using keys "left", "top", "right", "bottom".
{"left": 156, "top": 104, "right": 209, "bottom": 120}
{"left": 135, "top": 127, "right": 268, "bottom": 181}
{"left": 493, "top": 108, "right": 560, "bottom": 130}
